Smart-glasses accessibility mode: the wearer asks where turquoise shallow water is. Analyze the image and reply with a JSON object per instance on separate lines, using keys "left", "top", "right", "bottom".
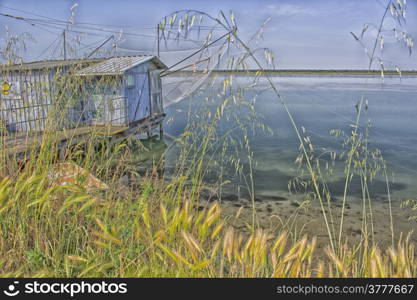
{"left": 163, "top": 75, "right": 417, "bottom": 204}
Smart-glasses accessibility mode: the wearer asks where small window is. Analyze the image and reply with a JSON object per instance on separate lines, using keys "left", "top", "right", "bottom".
{"left": 126, "top": 74, "right": 135, "bottom": 88}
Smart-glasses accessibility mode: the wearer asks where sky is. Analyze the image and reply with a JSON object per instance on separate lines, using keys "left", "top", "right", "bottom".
{"left": 0, "top": 0, "right": 416, "bottom": 70}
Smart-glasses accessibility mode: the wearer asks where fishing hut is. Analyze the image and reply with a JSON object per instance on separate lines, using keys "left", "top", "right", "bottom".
{"left": 0, "top": 56, "right": 167, "bottom": 155}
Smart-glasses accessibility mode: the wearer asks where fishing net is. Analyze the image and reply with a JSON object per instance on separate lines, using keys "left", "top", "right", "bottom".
{"left": 155, "top": 10, "right": 276, "bottom": 108}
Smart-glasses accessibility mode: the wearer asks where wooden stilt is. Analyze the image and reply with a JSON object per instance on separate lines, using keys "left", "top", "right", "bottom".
{"left": 58, "top": 141, "right": 66, "bottom": 161}
{"left": 159, "top": 122, "right": 163, "bottom": 139}
{"left": 146, "top": 126, "right": 151, "bottom": 139}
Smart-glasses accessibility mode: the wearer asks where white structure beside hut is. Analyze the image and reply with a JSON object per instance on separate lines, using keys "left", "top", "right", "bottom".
{"left": 0, "top": 58, "right": 99, "bottom": 132}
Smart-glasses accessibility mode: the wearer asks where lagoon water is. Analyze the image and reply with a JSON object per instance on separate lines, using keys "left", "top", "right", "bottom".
{"left": 164, "top": 75, "right": 417, "bottom": 205}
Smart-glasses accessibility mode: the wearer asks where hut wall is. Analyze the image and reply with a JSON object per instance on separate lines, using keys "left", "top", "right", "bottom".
{"left": 124, "top": 63, "right": 150, "bottom": 124}
{"left": 47, "top": 67, "right": 87, "bottom": 130}
{"left": 0, "top": 66, "right": 89, "bottom": 133}
{"left": 81, "top": 76, "right": 127, "bottom": 126}
{"left": 0, "top": 69, "right": 53, "bottom": 132}
{"left": 124, "top": 62, "right": 164, "bottom": 124}
{"left": 149, "top": 69, "right": 163, "bottom": 115}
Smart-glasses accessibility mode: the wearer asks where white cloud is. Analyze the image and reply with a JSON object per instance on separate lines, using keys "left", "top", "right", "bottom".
{"left": 263, "top": 4, "right": 318, "bottom": 17}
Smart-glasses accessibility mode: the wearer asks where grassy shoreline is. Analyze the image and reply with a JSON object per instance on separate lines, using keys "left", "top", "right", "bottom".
{"left": 0, "top": 77, "right": 416, "bottom": 277}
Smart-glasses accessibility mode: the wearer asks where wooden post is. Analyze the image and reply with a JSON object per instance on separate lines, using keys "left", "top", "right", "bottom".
{"left": 146, "top": 125, "right": 151, "bottom": 139}
{"left": 159, "top": 122, "right": 163, "bottom": 139}
{"left": 63, "top": 30, "right": 67, "bottom": 60}
{"left": 59, "top": 141, "right": 66, "bottom": 161}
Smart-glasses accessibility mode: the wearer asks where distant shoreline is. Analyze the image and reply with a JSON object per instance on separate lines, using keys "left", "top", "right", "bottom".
{"left": 170, "top": 69, "right": 417, "bottom": 76}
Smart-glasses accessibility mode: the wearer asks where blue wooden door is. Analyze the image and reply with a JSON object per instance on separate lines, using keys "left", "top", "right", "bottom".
{"left": 127, "top": 73, "right": 150, "bottom": 123}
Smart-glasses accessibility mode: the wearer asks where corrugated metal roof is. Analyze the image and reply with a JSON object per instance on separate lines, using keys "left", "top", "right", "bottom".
{"left": 0, "top": 58, "right": 104, "bottom": 72}
{"left": 75, "top": 56, "right": 167, "bottom": 76}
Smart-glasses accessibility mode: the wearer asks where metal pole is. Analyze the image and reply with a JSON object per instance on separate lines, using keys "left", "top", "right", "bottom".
{"left": 87, "top": 35, "right": 114, "bottom": 58}
{"left": 157, "top": 24, "right": 160, "bottom": 58}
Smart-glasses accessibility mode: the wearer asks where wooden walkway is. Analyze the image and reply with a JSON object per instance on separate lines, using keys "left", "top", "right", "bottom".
{"left": 1, "top": 113, "right": 166, "bottom": 157}
{"left": 1, "top": 125, "right": 129, "bottom": 156}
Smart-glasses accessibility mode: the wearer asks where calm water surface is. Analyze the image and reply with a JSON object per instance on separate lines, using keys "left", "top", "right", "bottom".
{"left": 163, "top": 75, "right": 417, "bottom": 204}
